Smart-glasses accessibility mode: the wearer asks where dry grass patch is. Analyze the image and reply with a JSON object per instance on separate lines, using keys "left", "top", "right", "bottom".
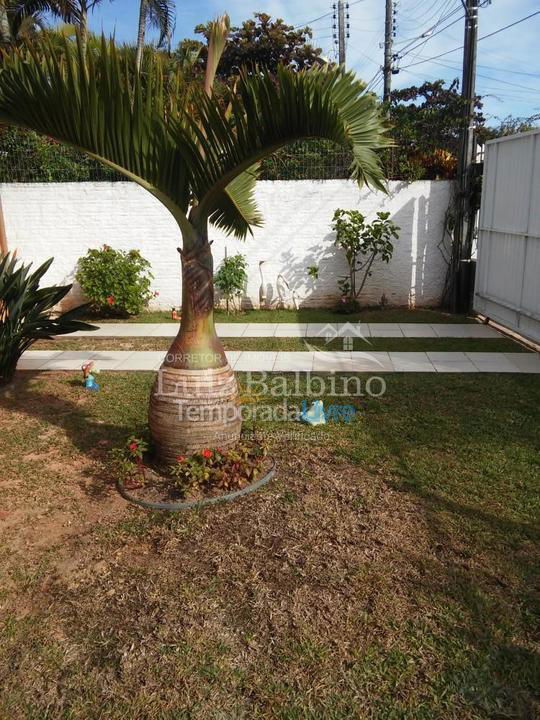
{"left": 0, "top": 372, "right": 538, "bottom": 719}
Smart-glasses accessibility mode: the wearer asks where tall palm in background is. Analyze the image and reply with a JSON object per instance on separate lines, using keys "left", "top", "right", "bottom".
{"left": 0, "top": 0, "right": 78, "bottom": 45}
{"left": 135, "top": 0, "right": 175, "bottom": 72}
{"left": 0, "top": 15, "right": 389, "bottom": 461}
{"left": 59, "top": 0, "right": 113, "bottom": 56}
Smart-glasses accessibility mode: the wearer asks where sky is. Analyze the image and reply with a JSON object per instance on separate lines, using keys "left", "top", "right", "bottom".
{"left": 83, "top": 0, "right": 540, "bottom": 125}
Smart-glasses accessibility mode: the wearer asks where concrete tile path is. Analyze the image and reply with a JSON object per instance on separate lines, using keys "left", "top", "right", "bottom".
{"left": 67, "top": 322, "right": 502, "bottom": 339}
{"left": 16, "top": 350, "right": 540, "bottom": 373}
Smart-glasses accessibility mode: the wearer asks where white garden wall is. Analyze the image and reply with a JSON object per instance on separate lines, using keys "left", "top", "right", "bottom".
{"left": 0, "top": 179, "right": 452, "bottom": 310}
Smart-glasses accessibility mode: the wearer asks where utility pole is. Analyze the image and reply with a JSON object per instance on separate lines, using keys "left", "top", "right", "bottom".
{"left": 338, "top": 1, "right": 346, "bottom": 65}
{"left": 451, "top": 0, "right": 479, "bottom": 310}
{"left": 333, "top": 1, "right": 350, "bottom": 66}
{"left": 383, "top": 0, "right": 394, "bottom": 102}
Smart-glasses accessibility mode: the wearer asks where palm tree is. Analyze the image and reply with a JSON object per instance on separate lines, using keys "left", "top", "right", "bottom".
{"left": 0, "top": 16, "right": 389, "bottom": 462}
{"left": 17, "top": 1, "right": 112, "bottom": 56}
{"left": 0, "top": 0, "right": 78, "bottom": 45}
{"left": 61, "top": 0, "right": 107, "bottom": 57}
{"left": 135, "top": 0, "right": 175, "bottom": 72}
{"left": 0, "top": 1, "right": 12, "bottom": 44}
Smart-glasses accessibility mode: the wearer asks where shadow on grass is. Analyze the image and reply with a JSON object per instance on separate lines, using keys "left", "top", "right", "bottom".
{"left": 0, "top": 371, "right": 152, "bottom": 499}
{"left": 347, "top": 383, "right": 540, "bottom": 716}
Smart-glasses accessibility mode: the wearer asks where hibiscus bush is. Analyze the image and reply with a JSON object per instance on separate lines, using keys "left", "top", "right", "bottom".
{"left": 76, "top": 245, "right": 155, "bottom": 317}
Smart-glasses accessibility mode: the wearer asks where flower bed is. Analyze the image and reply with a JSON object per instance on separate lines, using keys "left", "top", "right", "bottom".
{"left": 110, "top": 436, "right": 274, "bottom": 510}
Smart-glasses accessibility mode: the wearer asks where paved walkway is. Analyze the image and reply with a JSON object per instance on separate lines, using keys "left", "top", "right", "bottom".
{"left": 69, "top": 322, "right": 501, "bottom": 339}
{"left": 17, "top": 350, "right": 540, "bottom": 373}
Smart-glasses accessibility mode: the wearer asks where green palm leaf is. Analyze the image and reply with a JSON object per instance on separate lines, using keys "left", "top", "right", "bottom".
{"left": 0, "top": 33, "right": 389, "bottom": 238}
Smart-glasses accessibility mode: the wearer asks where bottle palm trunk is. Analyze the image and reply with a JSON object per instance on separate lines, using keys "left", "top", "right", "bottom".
{"left": 149, "top": 225, "right": 241, "bottom": 462}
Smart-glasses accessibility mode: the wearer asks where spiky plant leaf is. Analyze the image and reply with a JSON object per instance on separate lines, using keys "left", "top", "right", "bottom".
{"left": 0, "top": 252, "right": 96, "bottom": 384}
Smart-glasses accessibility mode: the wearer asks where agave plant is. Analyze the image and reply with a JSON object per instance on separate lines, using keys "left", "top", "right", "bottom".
{"left": 0, "top": 18, "right": 389, "bottom": 460}
{"left": 0, "top": 253, "right": 96, "bottom": 385}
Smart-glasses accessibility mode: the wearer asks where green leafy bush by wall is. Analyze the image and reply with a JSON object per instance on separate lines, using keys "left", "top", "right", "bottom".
{"left": 0, "top": 126, "right": 122, "bottom": 182}
{"left": 214, "top": 253, "right": 248, "bottom": 314}
{"left": 76, "top": 246, "right": 155, "bottom": 317}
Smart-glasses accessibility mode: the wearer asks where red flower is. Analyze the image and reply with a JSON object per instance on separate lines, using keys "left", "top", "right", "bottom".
{"left": 128, "top": 442, "right": 139, "bottom": 451}
{"left": 153, "top": 291, "right": 160, "bottom": 297}
{"left": 176, "top": 455, "right": 186, "bottom": 463}
{"left": 201, "top": 449, "right": 213, "bottom": 459}
{"left": 107, "top": 295, "right": 115, "bottom": 306}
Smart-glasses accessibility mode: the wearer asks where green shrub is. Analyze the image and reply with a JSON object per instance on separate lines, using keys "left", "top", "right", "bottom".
{"left": 76, "top": 245, "right": 154, "bottom": 317}
{"left": 332, "top": 209, "right": 400, "bottom": 312}
{"left": 0, "top": 126, "right": 121, "bottom": 182}
{"left": 0, "top": 252, "right": 96, "bottom": 385}
{"left": 214, "top": 253, "right": 248, "bottom": 314}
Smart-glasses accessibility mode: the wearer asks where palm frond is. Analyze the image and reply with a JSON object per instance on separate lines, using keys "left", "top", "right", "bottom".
{"left": 145, "top": 0, "right": 175, "bottom": 48}
{"left": 205, "top": 164, "right": 262, "bottom": 238}
{"left": 0, "top": 36, "right": 193, "bottom": 226}
{"left": 11, "top": 0, "right": 81, "bottom": 23}
{"left": 189, "top": 65, "right": 390, "bottom": 228}
{"left": 0, "top": 35, "right": 389, "bottom": 240}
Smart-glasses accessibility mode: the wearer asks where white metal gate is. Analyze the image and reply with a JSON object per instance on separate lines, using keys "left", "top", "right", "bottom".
{"left": 474, "top": 129, "right": 540, "bottom": 344}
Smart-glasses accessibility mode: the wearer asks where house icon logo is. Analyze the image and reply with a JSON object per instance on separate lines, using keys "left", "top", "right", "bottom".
{"left": 303, "top": 323, "right": 370, "bottom": 353}
{"left": 317, "top": 322, "right": 369, "bottom": 350}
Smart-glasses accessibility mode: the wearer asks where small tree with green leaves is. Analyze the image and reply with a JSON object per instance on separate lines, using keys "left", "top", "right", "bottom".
{"left": 332, "top": 209, "right": 399, "bottom": 311}
{"left": 214, "top": 253, "right": 247, "bottom": 314}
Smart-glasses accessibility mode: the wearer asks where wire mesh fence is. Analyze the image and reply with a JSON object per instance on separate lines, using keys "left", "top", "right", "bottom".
{"left": 0, "top": 127, "right": 353, "bottom": 183}
{"left": 0, "top": 127, "right": 122, "bottom": 182}
{"left": 259, "top": 140, "right": 353, "bottom": 181}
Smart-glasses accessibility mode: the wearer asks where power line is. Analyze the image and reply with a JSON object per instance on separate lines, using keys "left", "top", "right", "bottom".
{"left": 400, "top": 10, "right": 540, "bottom": 69}
{"left": 364, "top": 68, "right": 383, "bottom": 92}
{"left": 413, "top": 54, "right": 540, "bottom": 78}
{"left": 399, "top": 2, "right": 462, "bottom": 66}
{"left": 395, "top": 1, "right": 462, "bottom": 48}
{"left": 293, "top": 11, "right": 333, "bottom": 30}
{"left": 401, "top": 0, "right": 457, "bottom": 30}
{"left": 292, "top": 0, "right": 365, "bottom": 30}
{"left": 396, "top": 10, "right": 464, "bottom": 58}
{"left": 418, "top": 57, "right": 540, "bottom": 92}
{"left": 347, "top": 43, "right": 381, "bottom": 67}
{"left": 479, "top": 10, "right": 540, "bottom": 42}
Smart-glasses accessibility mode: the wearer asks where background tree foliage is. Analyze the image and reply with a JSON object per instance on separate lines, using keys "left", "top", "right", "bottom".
{"left": 1, "top": 10, "right": 538, "bottom": 185}
{"left": 383, "top": 79, "right": 485, "bottom": 180}
{"left": 478, "top": 113, "right": 540, "bottom": 142}
{"left": 193, "top": 12, "right": 323, "bottom": 79}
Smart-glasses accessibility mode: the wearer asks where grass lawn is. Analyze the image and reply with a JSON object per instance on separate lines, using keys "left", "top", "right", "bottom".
{"left": 35, "top": 336, "right": 531, "bottom": 353}
{"left": 0, "top": 370, "right": 539, "bottom": 719}
{"left": 90, "top": 307, "right": 476, "bottom": 324}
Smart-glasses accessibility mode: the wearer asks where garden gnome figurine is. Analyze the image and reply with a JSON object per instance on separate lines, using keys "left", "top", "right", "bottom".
{"left": 82, "top": 360, "right": 100, "bottom": 391}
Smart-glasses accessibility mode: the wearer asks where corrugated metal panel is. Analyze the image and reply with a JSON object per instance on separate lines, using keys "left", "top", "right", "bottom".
{"left": 474, "top": 129, "right": 540, "bottom": 343}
